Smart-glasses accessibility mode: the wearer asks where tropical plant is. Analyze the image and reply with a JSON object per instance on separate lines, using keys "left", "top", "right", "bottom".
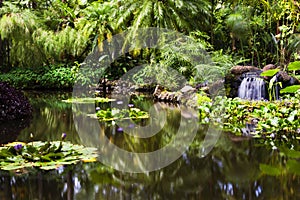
{"left": 0, "top": 139, "right": 98, "bottom": 171}
{"left": 260, "top": 69, "right": 281, "bottom": 101}
{"left": 96, "top": 107, "right": 149, "bottom": 121}
{"left": 0, "top": 1, "right": 94, "bottom": 68}
{"left": 280, "top": 61, "right": 300, "bottom": 94}
{"left": 198, "top": 95, "right": 300, "bottom": 137}
{"left": 112, "top": 0, "right": 211, "bottom": 34}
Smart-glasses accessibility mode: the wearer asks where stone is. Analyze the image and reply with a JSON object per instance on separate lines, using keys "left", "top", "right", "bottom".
{"left": 230, "top": 65, "right": 260, "bottom": 76}
{"left": 180, "top": 85, "right": 195, "bottom": 93}
{"left": 277, "top": 71, "right": 300, "bottom": 88}
{"left": 262, "top": 64, "right": 277, "bottom": 71}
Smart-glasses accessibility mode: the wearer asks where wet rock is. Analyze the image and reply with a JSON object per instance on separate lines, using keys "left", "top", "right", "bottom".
{"left": 276, "top": 71, "right": 300, "bottom": 88}
{"left": 153, "top": 84, "right": 197, "bottom": 106}
{"left": 180, "top": 85, "right": 195, "bottom": 93}
{"left": 262, "top": 64, "right": 278, "bottom": 71}
{"left": 153, "top": 85, "right": 164, "bottom": 99}
{"left": 230, "top": 65, "right": 260, "bottom": 76}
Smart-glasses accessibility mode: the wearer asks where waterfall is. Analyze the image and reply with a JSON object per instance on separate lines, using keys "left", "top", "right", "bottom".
{"left": 238, "top": 76, "right": 266, "bottom": 100}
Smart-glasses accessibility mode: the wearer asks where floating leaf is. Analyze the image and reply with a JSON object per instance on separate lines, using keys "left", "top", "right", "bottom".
{"left": 62, "top": 97, "right": 115, "bottom": 104}
{"left": 259, "top": 164, "right": 282, "bottom": 176}
{"left": 281, "top": 148, "right": 300, "bottom": 159}
{"left": 0, "top": 141, "right": 98, "bottom": 171}
{"left": 287, "top": 160, "right": 300, "bottom": 176}
{"left": 82, "top": 157, "right": 97, "bottom": 162}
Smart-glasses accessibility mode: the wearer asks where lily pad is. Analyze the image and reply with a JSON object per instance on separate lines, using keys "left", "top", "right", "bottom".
{"left": 259, "top": 164, "right": 282, "bottom": 176}
{"left": 0, "top": 141, "right": 98, "bottom": 171}
{"left": 62, "top": 97, "right": 115, "bottom": 104}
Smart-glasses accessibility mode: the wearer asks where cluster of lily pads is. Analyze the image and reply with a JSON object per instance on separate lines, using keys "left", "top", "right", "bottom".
{"left": 62, "top": 97, "right": 115, "bottom": 103}
{"left": 198, "top": 91, "right": 300, "bottom": 138}
{"left": 0, "top": 134, "right": 98, "bottom": 171}
{"left": 96, "top": 106, "right": 149, "bottom": 121}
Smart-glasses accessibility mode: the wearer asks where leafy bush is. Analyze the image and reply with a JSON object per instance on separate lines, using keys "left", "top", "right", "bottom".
{"left": 0, "top": 65, "right": 79, "bottom": 90}
{"left": 199, "top": 95, "right": 300, "bottom": 138}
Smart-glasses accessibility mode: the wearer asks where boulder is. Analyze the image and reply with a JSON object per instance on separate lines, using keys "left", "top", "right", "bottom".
{"left": 276, "top": 71, "right": 300, "bottom": 88}
{"left": 262, "top": 64, "right": 278, "bottom": 71}
{"left": 230, "top": 65, "right": 260, "bottom": 76}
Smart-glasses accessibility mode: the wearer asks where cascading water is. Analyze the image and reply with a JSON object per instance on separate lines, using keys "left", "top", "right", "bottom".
{"left": 238, "top": 75, "right": 266, "bottom": 100}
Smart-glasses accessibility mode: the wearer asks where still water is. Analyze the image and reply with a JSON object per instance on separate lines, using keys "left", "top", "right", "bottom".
{"left": 1, "top": 91, "right": 300, "bottom": 199}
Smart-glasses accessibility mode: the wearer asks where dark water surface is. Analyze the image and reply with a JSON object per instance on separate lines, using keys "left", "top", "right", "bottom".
{"left": 1, "top": 91, "right": 300, "bottom": 199}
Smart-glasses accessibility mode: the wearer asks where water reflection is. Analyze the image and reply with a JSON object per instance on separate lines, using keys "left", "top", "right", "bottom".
{"left": 17, "top": 91, "right": 80, "bottom": 143}
{"left": 2, "top": 135, "right": 300, "bottom": 199}
{"left": 1, "top": 92, "right": 300, "bottom": 199}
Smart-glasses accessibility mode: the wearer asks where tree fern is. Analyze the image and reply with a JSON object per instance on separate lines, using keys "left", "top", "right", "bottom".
{"left": 112, "top": 0, "right": 211, "bottom": 33}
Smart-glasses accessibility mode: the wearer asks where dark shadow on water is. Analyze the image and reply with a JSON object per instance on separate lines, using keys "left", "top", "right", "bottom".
{"left": 0, "top": 118, "right": 31, "bottom": 144}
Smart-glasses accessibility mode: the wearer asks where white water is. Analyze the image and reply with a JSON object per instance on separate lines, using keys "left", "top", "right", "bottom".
{"left": 238, "top": 77, "right": 266, "bottom": 100}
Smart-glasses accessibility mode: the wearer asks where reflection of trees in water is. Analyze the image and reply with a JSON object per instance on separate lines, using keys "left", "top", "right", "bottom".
{"left": 0, "top": 165, "right": 92, "bottom": 200}
{"left": 7, "top": 92, "right": 300, "bottom": 199}
{"left": 17, "top": 91, "right": 81, "bottom": 143}
{"left": 84, "top": 134, "right": 300, "bottom": 199}
{"left": 1, "top": 135, "right": 300, "bottom": 199}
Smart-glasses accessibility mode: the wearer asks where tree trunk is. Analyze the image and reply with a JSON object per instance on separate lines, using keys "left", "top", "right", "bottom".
{"left": 0, "top": 36, "right": 10, "bottom": 72}
{"left": 0, "top": 1, "right": 10, "bottom": 71}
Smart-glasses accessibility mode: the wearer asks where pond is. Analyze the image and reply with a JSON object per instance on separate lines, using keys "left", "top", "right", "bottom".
{"left": 1, "top": 91, "right": 300, "bottom": 199}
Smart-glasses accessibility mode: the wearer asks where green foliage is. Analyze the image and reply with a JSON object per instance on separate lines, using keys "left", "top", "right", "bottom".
{"left": 287, "top": 61, "right": 300, "bottom": 71}
{"left": 198, "top": 95, "right": 300, "bottom": 137}
{"left": 0, "top": 65, "right": 78, "bottom": 89}
{"left": 260, "top": 69, "right": 280, "bottom": 77}
{"left": 268, "top": 75, "right": 282, "bottom": 101}
{"left": 280, "top": 85, "right": 300, "bottom": 94}
{"left": 62, "top": 97, "right": 115, "bottom": 104}
{"left": 112, "top": 0, "right": 211, "bottom": 34}
{"left": 0, "top": 141, "right": 98, "bottom": 171}
{"left": 96, "top": 108, "right": 149, "bottom": 121}
{"left": 260, "top": 69, "right": 281, "bottom": 101}
{"left": 1, "top": 0, "right": 300, "bottom": 87}
{"left": 196, "top": 93, "right": 211, "bottom": 105}
{"left": 0, "top": 1, "right": 94, "bottom": 68}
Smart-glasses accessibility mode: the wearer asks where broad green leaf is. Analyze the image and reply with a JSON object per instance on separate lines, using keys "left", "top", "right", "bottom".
{"left": 259, "top": 164, "right": 282, "bottom": 176}
{"left": 260, "top": 69, "right": 280, "bottom": 77}
{"left": 287, "top": 61, "right": 300, "bottom": 71}
{"left": 0, "top": 141, "right": 98, "bottom": 171}
{"left": 280, "top": 85, "right": 300, "bottom": 94}
{"left": 281, "top": 149, "right": 300, "bottom": 159}
{"left": 287, "top": 160, "right": 300, "bottom": 175}
{"left": 1, "top": 164, "right": 25, "bottom": 171}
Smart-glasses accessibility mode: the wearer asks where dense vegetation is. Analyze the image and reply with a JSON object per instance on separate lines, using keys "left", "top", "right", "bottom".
{"left": 1, "top": 0, "right": 300, "bottom": 89}
{"left": 1, "top": 0, "right": 300, "bottom": 139}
